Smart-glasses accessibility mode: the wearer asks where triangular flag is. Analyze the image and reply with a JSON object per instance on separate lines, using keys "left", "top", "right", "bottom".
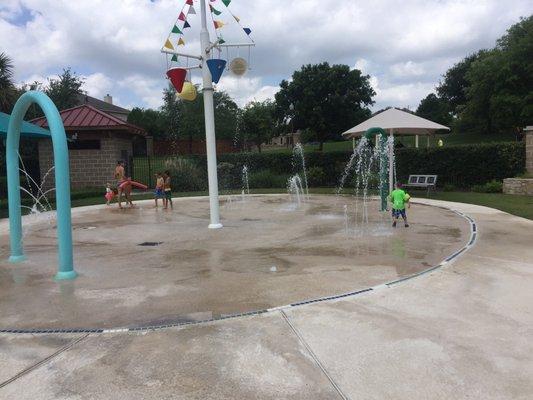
{"left": 171, "top": 54, "right": 178, "bottom": 62}
{"left": 233, "top": 14, "right": 240, "bottom": 23}
{"left": 186, "top": 0, "right": 193, "bottom": 4}
{"left": 188, "top": 6, "right": 196, "bottom": 14}
{"left": 164, "top": 39, "right": 175, "bottom": 50}
{"left": 178, "top": 12, "right": 186, "bottom": 21}
{"left": 213, "top": 20, "right": 224, "bottom": 29}
{"left": 222, "top": 0, "right": 231, "bottom": 7}
{"left": 184, "top": 21, "right": 191, "bottom": 28}
{"left": 218, "top": 37, "right": 226, "bottom": 44}
{"left": 209, "top": 4, "right": 222, "bottom": 15}
{"left": 243, "top": 27, "right": 252, "bottom": 35}
{"left": 178, "top": 37, "right": 185, "bottom": 46}
{"left": 172, "top": 25, "right": 182, "bottom": 34}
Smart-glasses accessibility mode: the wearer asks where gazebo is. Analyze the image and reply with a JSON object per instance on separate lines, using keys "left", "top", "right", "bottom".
{"left": 342, "top": 108, "right": 450, "bottom": 148}
{"left": 342, "top": 108, "right": 450, "bottom": 194}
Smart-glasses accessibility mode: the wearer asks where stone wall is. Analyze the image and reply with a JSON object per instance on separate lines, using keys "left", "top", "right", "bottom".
{"left": 526, "top": 131, "right": 533, "bottom": 174}
{"left": 503, "top": 178, "right": 533, "bottom": 196}
{"left": 39, "top": 132, "right": 133, "bottom": 190}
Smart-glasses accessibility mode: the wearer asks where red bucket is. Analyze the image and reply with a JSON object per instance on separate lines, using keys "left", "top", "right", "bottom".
{"left": 166, "top": 68, "right": 187, "bottom": 93}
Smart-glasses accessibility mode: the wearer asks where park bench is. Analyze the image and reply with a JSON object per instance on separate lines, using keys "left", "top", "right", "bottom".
{"left": 404, "top": 174, "right": 438, "bottom": 196}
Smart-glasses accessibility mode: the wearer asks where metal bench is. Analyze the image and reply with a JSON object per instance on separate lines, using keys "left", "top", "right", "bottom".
{"left": 404, "top": 175, "right": 438, "bottom": 196}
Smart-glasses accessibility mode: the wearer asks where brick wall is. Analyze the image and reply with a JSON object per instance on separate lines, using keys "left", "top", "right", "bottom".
{"left": 39, "top": 133, "right": 133, "bottom": 190}
{"left": 526, "top": 131, "right": 533, "bottom": 174}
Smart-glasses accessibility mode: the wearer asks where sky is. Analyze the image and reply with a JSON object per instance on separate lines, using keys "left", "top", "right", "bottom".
{"left": 1, "top": 0, "right": 531, "bottom": 112}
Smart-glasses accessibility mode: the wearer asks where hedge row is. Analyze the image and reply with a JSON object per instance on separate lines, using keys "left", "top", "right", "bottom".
{"left": 213, "top": 142, "right": 525, "bottom": 188}
{"left": 133, "top": 142, "right": 525, "bottom": 190}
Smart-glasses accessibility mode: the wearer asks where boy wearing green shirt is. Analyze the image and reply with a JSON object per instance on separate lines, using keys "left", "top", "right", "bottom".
{"left": 389, "top": 182, "right": 411, "bottom": 228}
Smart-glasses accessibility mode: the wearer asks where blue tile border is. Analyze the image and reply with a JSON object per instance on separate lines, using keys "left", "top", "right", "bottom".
{"left": 0, "top": 204, "right": 476, "bottom": 335}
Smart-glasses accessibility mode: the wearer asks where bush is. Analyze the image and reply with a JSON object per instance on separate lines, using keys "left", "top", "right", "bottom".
{"left": 306, "top": 167, "right": 326, "bottom": 187}
{"left": 249, "top": 170, "right": 290, "bottom": 189}
{"left": 472, "top": 180, "right": 503, "bottom": 193}
{"left": 164, "top": 157, "right": 207, "bottom": 192}
{"left": 442, "top": 183, "right": 456, "bottom": 192}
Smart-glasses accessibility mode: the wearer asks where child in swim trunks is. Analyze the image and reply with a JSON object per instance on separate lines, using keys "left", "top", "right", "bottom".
{"left": 154, "top": 172, "right": 164, "bottom": 208}
{"left": 389, "top": 182, "right": 411, "bottom": 228}
{"left": 163, "top": 170, "right": 173, "bottom": 210}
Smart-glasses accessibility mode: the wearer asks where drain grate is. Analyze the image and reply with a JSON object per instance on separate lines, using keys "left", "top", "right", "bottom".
{"left": 138, "top": 242, "right": 163, "bottom": 247}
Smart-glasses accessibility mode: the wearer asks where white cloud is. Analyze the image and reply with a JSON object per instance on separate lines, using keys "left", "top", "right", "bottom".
{"left": 1, "top": 0, "right": 530, "bottom": 112}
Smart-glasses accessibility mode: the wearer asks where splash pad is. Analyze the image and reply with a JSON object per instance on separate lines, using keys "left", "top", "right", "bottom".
{"left": 0, "top": 195, "right": 470, "bottom": 331}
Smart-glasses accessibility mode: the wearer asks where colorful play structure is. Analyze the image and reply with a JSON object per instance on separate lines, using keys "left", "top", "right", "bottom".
{"left": 6, "top": 91, "right": 77, "bottom": 280}
{"left": 161, "top": 0, "right": 254, "bottom": 229}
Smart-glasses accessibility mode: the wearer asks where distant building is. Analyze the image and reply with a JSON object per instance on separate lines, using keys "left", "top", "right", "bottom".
{"left": 266, "top": 131, "right": 301, "bottom": 149}
{"left": 32, "top": 95, "right": 146, "bottom": 189}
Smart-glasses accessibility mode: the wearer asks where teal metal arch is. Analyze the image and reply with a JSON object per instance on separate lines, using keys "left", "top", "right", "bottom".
{"left": 364, "top": 127, "right": 389, "bottom": 211}
{"left": 6, "top": 91, "right": 77, "bottom": 280}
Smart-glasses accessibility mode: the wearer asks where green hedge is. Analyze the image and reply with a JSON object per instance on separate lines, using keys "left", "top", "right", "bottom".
{"left": 132, "top": 142, "right": 525, "bottom": 190}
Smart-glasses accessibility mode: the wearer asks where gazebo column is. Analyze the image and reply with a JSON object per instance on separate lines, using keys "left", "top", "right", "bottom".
{"left": 415, "top": 135, "right": 419, "bottom": 148}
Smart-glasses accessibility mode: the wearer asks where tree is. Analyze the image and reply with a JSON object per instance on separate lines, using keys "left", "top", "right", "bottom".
{"left": 127, "top": 107, "right": 166, "bottom": 139}
{"left": 416, "top": 93, "right": 452, "bottom": 126}
{"left": 0, "top": 52, "right": 18, "bottom": 113}
{"left": 45, "top": 68, "right": 85, "bottom": 111}
{"left": 240, "top": 100, "right": 276, "bottom": 153}
{"left": 275, "top": 62, "right": 375, "bottom": 150}
{"left": 436, "top": 51, "right": 487, "bottom": 116}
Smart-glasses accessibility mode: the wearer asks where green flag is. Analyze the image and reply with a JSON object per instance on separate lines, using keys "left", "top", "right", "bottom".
{"left": 171, "top": 54, "right": 178, "bottom": 62}
{"left": 172, "top": 25, "right": 182, "bottom": 34}
{"left": 210, "top": 5, "right": 222, "bottom": 15}
{"left": 222, "top": 0, "right": 231, "bottom": 7}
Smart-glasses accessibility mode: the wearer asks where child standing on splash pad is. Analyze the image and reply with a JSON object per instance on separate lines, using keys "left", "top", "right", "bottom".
{"left": 163, "top": 170, "right": 173, "bottom": 210}
{"left": 389, "top": 182, "right": 410, "bottom": 228}
{"left": 154, "top": 172, "right": 164, "bottom": 208}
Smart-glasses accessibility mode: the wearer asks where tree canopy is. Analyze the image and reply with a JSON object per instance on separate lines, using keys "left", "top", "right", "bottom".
{"left": 416, "top": 93, "right": 452, "bottom": 126}
{"left": 275, "top": 62, "right": 375, "bottom": 149}
{"left": 239, "top": 100, "right": 276, "bottom": 153}
{"left": 0, "top": 52, "right": 18, "bottom": 113}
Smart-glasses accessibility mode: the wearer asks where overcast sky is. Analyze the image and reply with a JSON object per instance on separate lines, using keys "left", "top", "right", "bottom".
{"left": 1, "top": 0, "right": 531, "bottom": 111}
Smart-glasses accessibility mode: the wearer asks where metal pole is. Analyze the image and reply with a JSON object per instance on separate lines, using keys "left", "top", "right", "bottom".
{"left": 389, "top": 129, "right": 394, "bottom": 194}
{"left": 415, "top": 134, "right": 419, "bottom": 148}
{"left": 200, "top": 0, "right": 222, "bottom": 229}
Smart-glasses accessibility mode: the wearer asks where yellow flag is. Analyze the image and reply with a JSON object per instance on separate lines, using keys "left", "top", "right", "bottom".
{"left": 214, "top": 20, "right": 224, "bottom": 29}
{"left": 178, "top": 37, "right": 185, "bottom": 46}
{"left": 164, "top": 39, "right": 174, "bottom": 50}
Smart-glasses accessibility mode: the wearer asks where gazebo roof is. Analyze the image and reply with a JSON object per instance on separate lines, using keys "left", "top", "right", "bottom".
{"left": 31, "top": 105, "right": 146, "bottom": 136}
{"left": 342, "top": 108, "right": 450, "bottom": 138}
{"left": 0, "top": 111, "right": 51, "bottom": 139}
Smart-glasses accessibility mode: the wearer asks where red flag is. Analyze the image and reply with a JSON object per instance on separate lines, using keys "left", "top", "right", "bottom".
{"left": 186, "top": 0, "right": 193, "bottom": 4}
{"left": 178, "top": 12, "right": 186, "bottom": 21}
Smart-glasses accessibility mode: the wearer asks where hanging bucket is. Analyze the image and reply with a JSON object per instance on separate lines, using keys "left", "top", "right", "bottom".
{"left": 178, "top": 82, "right": 197, "bottom": 101}
{"left": 229, "top": 57, "right": 248, "bottom": 76}
{"left": 206, "top": 59, "right": 227, "bottom": 84}
{"left": 166, "top": 68, "right": 187, "bottom": 93}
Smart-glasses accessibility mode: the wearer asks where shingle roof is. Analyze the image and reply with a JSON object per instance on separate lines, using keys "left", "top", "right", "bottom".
{"left": 31, "top": 105, "right": 145, "bottom": 136}
{"left": 75, "top": 93, "right": 130, "bottom": 116}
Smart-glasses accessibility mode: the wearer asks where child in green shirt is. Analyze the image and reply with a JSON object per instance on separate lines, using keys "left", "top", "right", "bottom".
{"left": 389, "top": 182, "right": 411, "bottom": 228}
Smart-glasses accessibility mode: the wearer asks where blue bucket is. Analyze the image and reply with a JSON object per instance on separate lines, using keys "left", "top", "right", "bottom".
{"left": 206, "top": 59, "right": 227, "bottom": 84}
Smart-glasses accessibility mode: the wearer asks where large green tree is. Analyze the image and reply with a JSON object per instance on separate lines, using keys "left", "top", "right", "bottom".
{"left": 275, "top": 62, "right": 375, "bottom": 150}
{"left": 416, "top": 93, "right": 452, "bottom": 126}
{"left": 0, "top": 52, "right": 18, "bottom": 113}
{"left": 240, "top": 100, "right": 276, "bottom": 153}
{"left": 45, "top": 68, "right": 85, "bottom": 110}
{"left": 127, "top": 107, "right": 166, "bottom": 138}
{"left": 436, "top": 51, "right": 487, "bottom": 116}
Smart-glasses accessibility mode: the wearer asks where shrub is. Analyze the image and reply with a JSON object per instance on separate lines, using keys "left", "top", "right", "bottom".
{"left": 442, "top": 183, "right": 456, "bottom": 192}
{"left": 249, "top": 170, "right": 290, "bottom": 189}
{"left": 306, "top": 167, "right": 326, "bottom": 187}
{"left": 472, "top": 180, "right": 503, "bottom": 193}
{"left": 164, "top": 157, "right": 207, "bottom": 191}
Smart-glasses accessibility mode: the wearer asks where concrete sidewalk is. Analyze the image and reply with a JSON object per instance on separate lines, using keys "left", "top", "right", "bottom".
{"left": 1, "top": 199, "right": 532, "bottom": 399}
